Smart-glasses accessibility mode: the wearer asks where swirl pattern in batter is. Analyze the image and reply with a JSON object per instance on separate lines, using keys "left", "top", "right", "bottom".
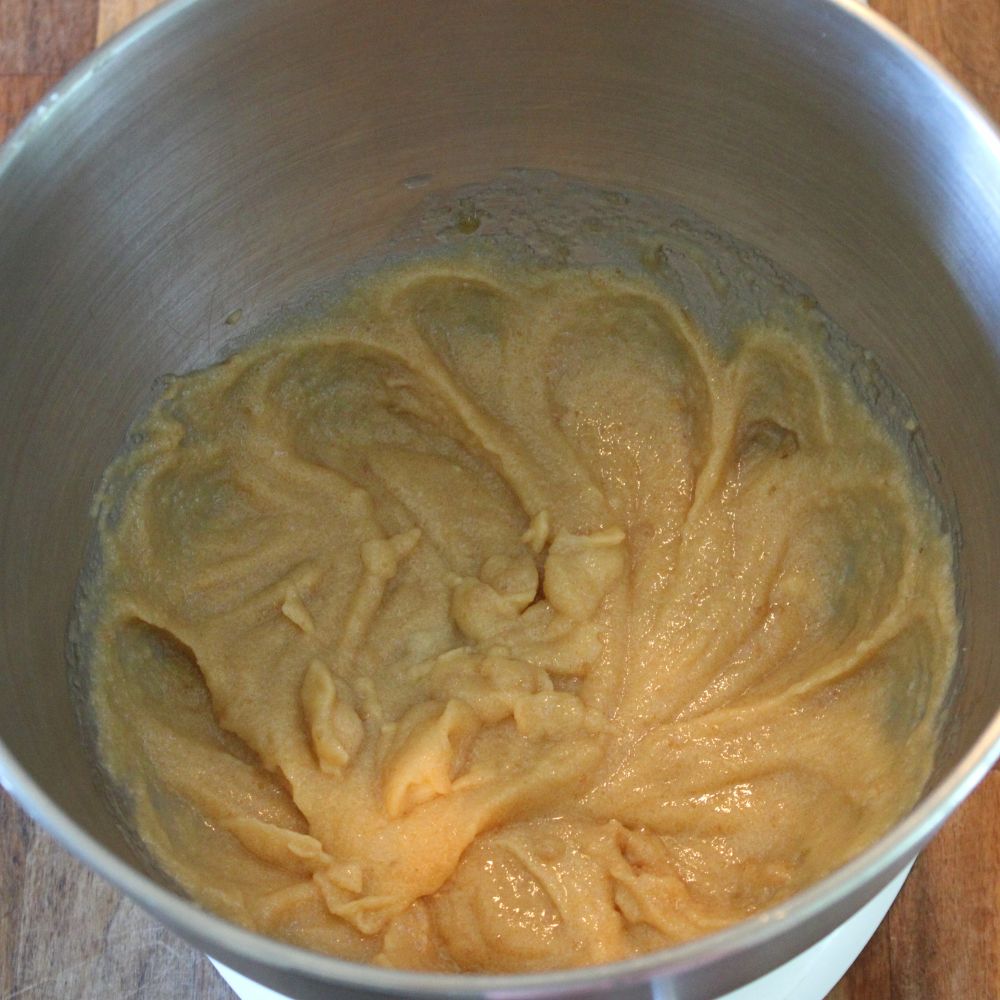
{"left": 85, "top": 258, "right": 957, "bottom": 971}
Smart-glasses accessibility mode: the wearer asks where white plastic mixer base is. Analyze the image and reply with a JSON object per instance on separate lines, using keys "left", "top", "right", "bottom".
{"left": 210, "top": 861, "right": 911, "bottom": 1000}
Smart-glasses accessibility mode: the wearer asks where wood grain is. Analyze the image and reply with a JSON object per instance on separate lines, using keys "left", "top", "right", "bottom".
{"left": 874, "top": 0, "right": 1000, "bottom": 121}
{"left": 829, "top": 769, "right": 1000, "bottom": 999}
{"left": 0, "top": 0, "right": 97, "bottom": 142}
{"left": 0, "top": 792, "right": 232, "bottom": 999}
{"left": 0, "top": 0, "right": 97, "bottom": 74}
{"left": 0, "top": 73, "right": 56, "bottom": 140}
{"left": 95, "top": 0, "right": 162, "bottom": 46}
{"left": 1, "top": 1, "right": 999, "bottom": 998}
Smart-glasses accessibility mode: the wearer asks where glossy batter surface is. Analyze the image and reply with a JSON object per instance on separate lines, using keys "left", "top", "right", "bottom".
{"left": 85, "top": 260, "right": 957, "bottom": 971}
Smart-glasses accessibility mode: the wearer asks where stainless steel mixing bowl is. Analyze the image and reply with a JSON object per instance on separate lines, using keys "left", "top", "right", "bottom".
{"left": 1, "top": 1, "right": 999, "bottom": 997}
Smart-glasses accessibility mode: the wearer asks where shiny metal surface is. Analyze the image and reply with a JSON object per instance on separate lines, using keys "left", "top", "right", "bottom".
{"left": 0, "top": 1, "right": 998, "bottom": 997}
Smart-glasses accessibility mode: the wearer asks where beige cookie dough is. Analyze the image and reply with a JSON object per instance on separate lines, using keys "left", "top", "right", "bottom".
{"left": 85, "top": 258, "right": 957, "bottom": 972}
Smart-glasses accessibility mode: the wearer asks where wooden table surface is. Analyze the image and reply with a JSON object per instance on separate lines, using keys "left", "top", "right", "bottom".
{"left": 1, "top": 2, "right": 999, "bottom": 998}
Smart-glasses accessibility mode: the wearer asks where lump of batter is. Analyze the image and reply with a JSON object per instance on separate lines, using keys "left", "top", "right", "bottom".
{"left": 83, "top": 258, "right": 957, "bottom": 972}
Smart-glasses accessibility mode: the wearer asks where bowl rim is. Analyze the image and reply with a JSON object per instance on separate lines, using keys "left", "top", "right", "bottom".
{"left": 2, "top": 0, "right": 1000, "bottom": 994}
